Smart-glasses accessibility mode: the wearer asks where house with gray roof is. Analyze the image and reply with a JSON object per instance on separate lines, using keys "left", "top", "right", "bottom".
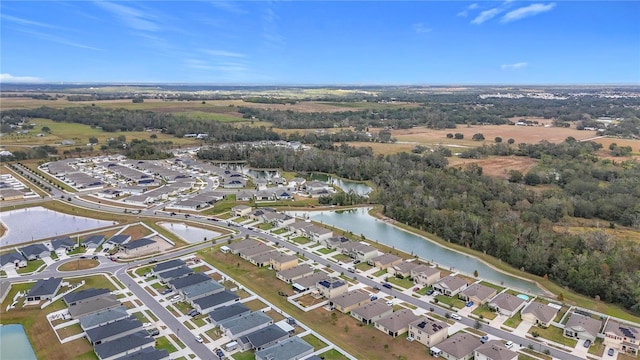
{"left": 238, "top": 324, "right": 289, "bottom": 351}
{"left": 168, "top": 273, "right": 210, "bottom": 290}
{"left": 408, "top": 316, "right": 449, "bottom": 348}
{"left": 80, "top": 306, "right": 128, "bottom": 331}
{"left": 432, "top": 332, "right": 481, "bottom": 360}
{"left": 86, "top": 316, "right": 143, "bottom": 345}
{"left": 293, "top": 272, "right": 330, "bottom": 292}
{"left": 68, "top": 294, "right": 120, "bottom": 319}
{"left": 563, "top": 313, "right": 602, "bottom": 342}
{"left": 603, "top": 319, "right": 640, "bottom": 356}
{"left": 112, "top": 348, "right": 169, "bottom": 360}
{"left": 488, "top": 293, "right": 527, "bottom": 317}
{"left": 51, "top": 237, "right": 76, "bottom": 253}
{"left": 459, "top": 283, "right": 497, "bottom": 305}
{"left": 20, "top": 243, "right": 50, "bottom": 260}
{"left": 192, "top": 290, "right": 239, "bottom": 314}
{"left": 254, "top": 336, "right": 314, "bottom": 360}
{"left": 152, "top": 259, "right": 185, "bottom": 275}
{"left": 123, "top": 238, "right": 156, "bottom": 254}
{"left": 64, "top": 288, "right": 111, "bottom": 306}
{"left": 321, "top": 236, "right": 350, "bottom": 250}
{"left": 317, "top": 278, "right": 348, "bottom": 299}
{"left": 330, "top": 290, "right": 371, "bottom": 313}
{"left": 238, "top": 244, "right": 273, "bottom": 261}
{"left": 219, "top": 311, "right": 273, "bottom": 339}
{"left": 0, "top": 251, "right": 27, "bottom": 269}
{"left": 248, "top": 250, "right": 277, "bottom": 267}
{"left": 103, "top": 235, "right": 131, "bottom": 251}
{"left": 179, "top": 280, "right": 224, "bottom": 301}
{"left": 351, "top": 299, "right": 393, "bottom": 324}
{"left": 93, "top": 331, "right": 154, "bottom": 360}
{"left": 26, "top": 277, "right": 62, "bottom": 302}
{"left": 369, "top": 253, "right": 403, "bottom": 269}
{"left": 227, "top": 238, "right": 262, "bottom": 254}
{"left": 474, "top": 340, "right": 518, "bottom": 360}
{"left": 374, "top": 309, "right": 420, "bottom": 338}
{"left": 82, "top": 235, "right": 106, "bottom": 249}
{"left": 276, "top": 264, "right": 314, "bottom": 283}
{"left": 411, "top": 265, "right": 441, "bottom": 286}
{"left": 157, "top": 266, "right": 193, "bottom": 283}
{"left": 521, "top": 301, "right": 559, "bottom": 328}
{"left": 209, "top": 303, "right": 251, "bottom": 326}
{"left": 388, "top": 261, "right": 420, "bottom": 278}
{"left": 433, "top": 275, "right": 469, "bottom": 297}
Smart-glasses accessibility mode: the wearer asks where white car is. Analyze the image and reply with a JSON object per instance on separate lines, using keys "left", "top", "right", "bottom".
{"left": 195, "top": 335, "right": 203, "bottom": 343}
{"left": 450, "top": 313, "right": 462, "bottom": 321}
{"left": 505, "top": 341, "right": 514, "bottom": 349}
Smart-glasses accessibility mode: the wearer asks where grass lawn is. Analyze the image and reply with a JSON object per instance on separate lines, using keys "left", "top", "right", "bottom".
{"left": 174, "top": 301, "right": 192, "bottom": 315}
{"left": 317, "top": 247, "right": 335, "bottom": 255}
{"left": 155, "top": 336, "right": 177, "bottom": 353}
{"left": 243, "top": 299, "right": 268, "bottom": 311}
{"left": 331, "top": 253, "right": 352, "bottom": 263}
{"left": 387, "top": 276, "right": 414, "bottom": 289}
{"left": 319, "top": 349, "right": 350, "bottom": 360}
{"left": 434, "top": 295, "right": 466, "bottom": 309}
{"left": 192, "top": 315, "right": 207, "bottom": 327}
{"left": 588, "top": 338, "right": 605, "bottom": 356}
{"left": 57, "top": 323, "right": 84, "bottom": 339}
{"left": 416, "top": 286, "right": 432, "bottom": 295}
{"left": 134, "top": 264, "right": 154, "bottom": 277}
{"left": 58, "top": 259, "right": 99, "bottom": 271}
{"left": 472, "top": 304, "right": 498, "bottom": 320}
{"left": 131, "top": 311, "right": 149, "bottom": 323}
{"left": 554, "top": 306, "right": 570, "bottom": 323}
{"left": 17, "top": 259, "right": 45, "bottom": 274}
{"left": 232, "top": 351, "right": 255, "bottom": 360}
{"left": 521, "top": 348, "right": 552, "bottom": 360}
{"left": 529, "top": 325, "right": 577, "bottom": 347}
{"left": 258, "top": 222, "right": 275, "bottom": 230}
{"left": 302, "top": 333, "right": 327, "bottom": 350}
{"left": 205, "top": 327, "right": 223, "bottom": 341}
{"left": 67, "top": 247, "right": 86, "bottom": 255}
{"left": 503, "top": 313, "right": 523, "bottom": 328}
{"left": 291, "top": 236, "right": 311, "bottom": 245}
{"left": 145, "top": 310, "right": 159, "bottom": 322}
{"left": 355, "top": 262, "right": 373, "bottom": 271}
{"left": 372, "top": 269, "right": 387, "bottom": 277}
{"left": 272, "top": 228, "right": 288, "bottom": 235}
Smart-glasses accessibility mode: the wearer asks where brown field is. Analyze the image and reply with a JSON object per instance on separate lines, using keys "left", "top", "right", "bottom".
{"left": 57, "top": 259, "right": 99, "bottom": 271}
{"left": 447, "top": 156, "right": 539, "bottom": 178}
{"left": 119, "top": 224, "right": 153, "bottom": 239}
{"left": 553, "top": 217, "right": 640, "bottom": 244}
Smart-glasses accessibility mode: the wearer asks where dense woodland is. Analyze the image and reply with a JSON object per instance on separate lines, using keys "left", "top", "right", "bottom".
{"left": 199, "top": 142, "right": 640, "bottom": 313}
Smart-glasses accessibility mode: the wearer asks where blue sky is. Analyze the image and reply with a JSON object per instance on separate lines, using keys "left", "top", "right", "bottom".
{"left": 1, "top": 1, "right": 639, "bottom": 84}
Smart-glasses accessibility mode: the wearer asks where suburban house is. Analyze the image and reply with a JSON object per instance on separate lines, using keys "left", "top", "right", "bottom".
{"left": 292, "top": 272, "right": 331, "bottom": 292}
{"left": 487, "top": 293, "right": 527, "bottom": 317}
{"left": 179, "top": 280, "right": 225, "bottom": 301}
{"left": 152, "top": 259, "right": 186, "bottom": 276}
{"left": 240, "top": 245, "right": 274, "bottom": 262}
{"left": 303, "top": 225, "right": 333, "bottom": 243}
{"left": 287, "top": 221, "right": 313, "bottom": 235}
{"left": 351, "top": 299, "right": 393, "bottom": 324}
{"left": 317, "top": 278, "right": 348, "bottom": 298}
{"left": 459, "top": 283, "right": 497, "bottom": 305}
{"left": 168, "top": 273, "right": 211, "bottom": 291}
{"left": 102, "top": 235, "right": 131, "bottom": 251}
{"left": 340, "top": 242, "right": 379, "bottom": 262}
{"left": 122, "top": 238, "right": 156, "bottom": 255}
{"left": 563, "top": 313, "right": 602, "bottom": 342}
{"left": 80, "top": 306, "right": 129, "bottom": 331}
{"left": 603, "top": 319, "right": 639, "bottom": 357}
{"left": 82, "top": 235, "right": 106, "bottom": 249}
{"left": 269, "top": 252, "right": 299, "bottom": 271}
{"left": 0, "top": 252, "right": 27, "bottom": 269}
{"left": 431, "top": 332, "right": 482, "bottom": 360}
{"left": 369, "top": 253, "right": 403, "bottom": 269}
{"left": 276, "top": 264, "right": 314, "bottom": 283}
{"left": 209, "top": 303, "right": 251, "bottom": 326}
{"left": 411, "top": 265, "right": 441, "bottom": 286}
{"left": 64, "top": 288, "right": 111, "bottom": 306}
{"left": 248, "top": 251, "right": 278, "bottom": 267}
{"left": 321, "top": 236, "right": 350, "bottom": 250}
{"left": 156, "top": 266, "right": 194, "bottom": 283}
{"left": 219, "top": 311, "right": 273, "bottom": 339}
{"left": 474, "top": 340, "right": 518, "bottom": 360}
{"left": 254, "top": 336, "right": 314, "bottom": 360}
{"left": 374, "top": 309, "right": 420, "bottom": 337}
{"left": 20, "top": 243, "right": 50, "bottom": 261}
{"left": 273, "top": 189, "right": 294, "bottom": 201}
{"left": 112, "top": 348, "right": 169, "bottom": 360}
{"left": 254, "top": 189, "right": 276, "bottom": 201}
{"left": 192, "top": 290, "right": 240, "bottom": 314}
{"left": 408, "top": 316, "right": 449, "bottom": 347}
{"left": 227, "top": 239, "right": 262, "bottom": 254}
{"left": 231, "top": 205, "right": 252, "bottom": 217}
{"left": 235, "top": 190, "right": 254, "bottom": 202}
{"left": 93, "top": 331, "right": 154, "bottom": 360}
{"left": 521, "top": 301, "right": 559, "bottom": 328}
{"left": 329, "top": 290, "right": 371, "bottom": 313}
{"left": 85, "top": 316, "right": 143, "bottom": 345}
{"left": 68, "top": 294, "right": 121, "bottom": 319}
{"left": 388, "top": 261, "right": 420, "bottom": 278}
{"left": 289, "top": 177, "right": 306, "bottom": 189}
{"left": 237, "top": 324, "right": 289, "bottom": 351}
{"left": 274, "top": 214, "right": 296, "bottom": 228}
{"left": 25, "top": 277, "right": 62, "bottom": 302}
{"left": 433, "top": 275, "right": 469, "bottom": 297}
{"left": 51, "top": 236, "right": 76, "bottom": 254}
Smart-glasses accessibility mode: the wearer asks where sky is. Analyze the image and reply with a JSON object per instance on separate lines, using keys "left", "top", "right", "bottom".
{"left": 1, "top": 1, "right": 639, "bottom": 85}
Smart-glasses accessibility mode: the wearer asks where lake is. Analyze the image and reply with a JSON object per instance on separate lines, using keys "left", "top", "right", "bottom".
{"left": 288, "top": 207, "right": 544, "bottom": 295}
{"left": 0, "top": 207, "right": 115, "bottom": 247}
{"left": 158, "top": 222, "right": 221, "bottom": 243}
{"left": 310, "top": 173, "right": 372, "bottom": 196}
{"left": 0, "top": 324, "right": 37, "bottom": 360}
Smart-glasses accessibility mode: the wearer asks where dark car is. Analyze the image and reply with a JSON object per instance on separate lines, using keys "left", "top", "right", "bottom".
{"left": 583, "top": 339, "right": 591, "bottom": 348}
{"left": 148, "top": 328, "right": 160, "bottom": 336}
{"left": 161, "top": 288, "right": 173, "bottom": 295}
{"left": 188, "top": 309, "right": 200, "bottom": 317}
{"left": 79, "top": 256, "right": 87, "bottom": 259}
{"left": 480, "top": 335, "right": 489, "bottom": 344}
{"left": 382, "top": 283, "right": 392, "bottom": 289}
{"left": 608, "top": 348, "right": 615, "bottom": 356}
{"left": 426, "top": 289, "right": 435, "bottom": 295}
{"left": 92, "top": 255, "right": 99, "bottom": 260}
{"left": 148, "top": 258, "right": 158, "bottom": 264}
{"left": 215, "top": 349, "right": 225, "bottom": 359}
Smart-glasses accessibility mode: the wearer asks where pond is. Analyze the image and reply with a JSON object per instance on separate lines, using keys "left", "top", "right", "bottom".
{"left": 158, "top": 222, "right": 221, "bottom": 243}
{"left": 310, "top": 173, "right": 372, "bottom": 196}
{"left": 0, "top": 206, "right": 115, "bottom": 247}
{"left": 0, "top": 324, "right": 37, "bottom": 360}
{"left": 287, "top": 207, "right": 544, "bottom": 295}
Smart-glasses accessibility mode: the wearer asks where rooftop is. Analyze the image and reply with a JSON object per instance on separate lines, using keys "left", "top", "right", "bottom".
{"left": 93, "top": 331, "right": 153, "bottom": 359}
{"left": 436, "top": 332, "right": 481, "bottom": 358}
{"left": 26, "top": 277, "right": 62, "bottom": 297}
{"left": 254, "top": 336, "right": 314, "bottom": 360}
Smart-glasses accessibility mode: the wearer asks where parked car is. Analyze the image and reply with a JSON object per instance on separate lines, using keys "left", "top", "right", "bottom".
{"left": 92, "top": 255, "right": 98, "bottom": 260}
{"left": 386, "top": 300, "right": 394, "bottom": 306}
{"left": 406, "top": 336, "right": 414, "bottom": 342}
{"left": 505, "top": 341, "right": 514, "bottom": 349}
{"left": 382, "top": 283, "right": 392, "bottom": 289}
{"left": 373, "top": 286, "right": 381, "bottom": 291}
{"left": 450, "top": 313, "right": 462, "bottom": 321}
{"left": 215, "top": 348, "right": 225, "bottom": 359}
{"left": 161, "top": 288, "right": 173, "bottom": 295}
{"left": 413, "top": 287, "right": 420, "bottom": 292}
{"left": 195, "top": 335, "right": 203, "bottom": 343}
{"left": 480, "top": 335, "right": 489, "bottom": 344}
{"left": 583, "top": 339, "right": 591, "bottom": 348}
{"left": 608, "top": 348, "right": 615, "bottom": 356}
{"left": 426, "top": 289, "right": 435, "bottom": 295}
{"left": 370, "top": 295, "right": 378, "bottom": 301}
{"left": 348, "top": 267, "right": 355, "bottom": 273}
{"left": 466, "top": 301, "right": 474, "bottom": 307}
{"left": 189, "top": 310, "right": 201, "bottom": 317}
{"left": 148, "top": 328, "right": 160, "bottom": 336}
{"left": 353, "top": 260, "right": 361, "bottom": 264}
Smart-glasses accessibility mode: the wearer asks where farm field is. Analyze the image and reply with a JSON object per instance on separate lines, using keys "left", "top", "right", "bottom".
{"left": 447, "top": 156, "right": 539, "bottom": 178}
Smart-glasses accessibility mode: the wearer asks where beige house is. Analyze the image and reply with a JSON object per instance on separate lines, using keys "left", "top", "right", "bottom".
{"left": 563, "top": 313, "right": 602, "bottom": 342}
{"left": 276, "top": 264, "right": 314, "bottom": 283}
{"left": 459, "top": 283, "right": 497, "bottom": 305}
{"left": 521, "top": 301, "right": 559, "bottom": 328}
{"left": 317, "top": 278, "right": 348, "bottom": 298}
{"left": 351, "top": 300, "right": 393, "bottom": 324}
{"left": 408, "top": 317, "right": 449, "bottom": 347}
{"left": 374, "top": 309, "right": 420, "bottom": 338}
{"left": 411, "top": 265, "right": 441, "bottom": 286}
{"left": 487, "top": 293, "right": 526, "bottom": 317}
{"left": 330, "top": 290, "right": 371, "bottom": 313}
{"left": 432, "top": 333, "right": 482, "bottom": 360}
{"left": 474, "top": 340, "right": 518, "bottom": 360}
{"left": 369, "top": 253, "right": 403, "bottom": 269}
{"left": 388, "top": 261, "right": 420, "bottom": 278}
{"left": 231, "top": 204, "right": 252, "bottom": 217}
{"left": 269, "top": 252, "right": 298, "bottom": 271}
{"left": 433, "top": 275, "right": 469, "bottom": 297}
{"left": 603, "top": 319, "right": 639, "bottom": 357}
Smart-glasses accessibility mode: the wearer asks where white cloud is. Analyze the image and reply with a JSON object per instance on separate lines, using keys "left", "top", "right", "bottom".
{"left": 94, "top": 1, "right": 159, "bottom": 32}
{"left": 202, "top": 49, "right": 246, "bottom": 58}
{"left": 0, "top": 73, "right": 43, "bottom": 83}
{"left": 457, "top": 3, "right": 479, "bottom": 17}
{"left": 17, "top": 29, "right": 104, "bottom": 51}
{"left": 501, "top": 62, "right": 528, "bottom": 70}
{"left": 413, "top": 23, "right": 431, "bottom": 34}
{"left": 185, "top": 59, "right": 215, "bottom": 70}
{"left": 210, "top": 1, "right": 245, "bottom": 14}
{"left": 471, "top": 7, "right": 504, "bottom": 24}
{"left": 501, "top": 3, "right": 556, "bottom": 23}
{"left": 1, "top": 14, "right": 56, "bottom": 28}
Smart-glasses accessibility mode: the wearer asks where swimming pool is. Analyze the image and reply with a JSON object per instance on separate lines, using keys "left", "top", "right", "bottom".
{"left": 517, "top": 294, "right": 530, "bottom": 301}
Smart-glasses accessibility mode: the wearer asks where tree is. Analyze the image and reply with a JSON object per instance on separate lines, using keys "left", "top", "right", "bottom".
{"left": 454, "top": 133, "right": 464, "bottom": 140}
{"left": 150, "top": 133, "right": 158, "bottom": 139}
{"left": 472, "top": 133, "right": 485, "bottom": 141}
{"left": 41, "top": 126, "right": 51, "bottom": 133}
{"left": 508, "top": 138, "right": 515, "bottom": 145}
{"left": 508, "top": 170, "right": 523, "bottom": 183}
{"left": 473, "top": 269, "right": 479, "bottom": 277}
{"left": 132, "top": 97, "right": 144, "bottom": 103}
{"left": 88, "top": 136, "right": 98, "bottom": 144}
{"left": 446, "top": 133, "right": 454, "bottom": 139}
{"left": 524, "top": 171, "right": 541, "bottom": 186}
{"left": 474, "top": 320, "right": 482, "bottom": 329}
{"left": 495, "top": 136, "right": 502, "bottom": 143}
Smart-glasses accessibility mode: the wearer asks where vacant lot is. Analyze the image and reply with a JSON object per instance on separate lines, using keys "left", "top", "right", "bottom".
{"left": 448, "top": 156, "right": 539, "bottom": 178}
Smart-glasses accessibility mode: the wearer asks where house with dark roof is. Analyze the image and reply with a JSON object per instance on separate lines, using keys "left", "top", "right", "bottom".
{"left": 603, "top": 319, "right": 639, "bottom": 357}
{"left": 82, "top": 235, "right": 106, "bottom": 249}
{"left": 563, "top": 313, "right": 602, "bottom": 342}
{"left": 227, "top": 238, "right": 262, "bottom": 254}
{"left": 26, "top": 277, "right": 62, "bottom": 302}
{"left": 111, "top": 348, "right": 169, "bottom": 360}
{"left": 152, "top": 259, "right": 186, "bottom": 275}
{"left": 321, "top": 236, "right": 350, "bottom": 250}
{"left": 68, "top": 294, "right": 120, "bottom": 319}
{"left": 168, "top": 273, "right": 210, "bottom": 291}
{"left": 157, "top": 266, "right": 194, "bottom": 283}
{"left": 80, "top": 306, "right": 129, "bottom": 331}
{"left": 374, "top": 309, "right": 420, "bottom": 338}
{"left": 351, "top": 299, "right": 393, "bottom": 324}
{"left": 276, "top": 264, "right": 314, "bottom": 283}
{"left": 238, "top": 244, "right": 273, "bottom": 261}
{"left": 192, "top": 290, "right": 239, "bottom": 314}
{"left": 254, "top": 336, "right": 314, "bottom": 360}
{"left": 0, "top": 251, "right": 27, "bottom": 269}
{"left": 93, "top": 331, "right": 154, "bottom": 360}
{"left": 330, "top": 290, "right": 371, "bottom": 313}
{"left": 64, "top": 288, "right": 111, "bottom": 306}
{"left": 487, "top": 292, "right": 527, "bottom": 317}
{"left": 209, "top": 303, "right": 251, "bottom": 326}
{"left": 408, "top": 316, "right": 449, "bottom": 347}
{"left": 179, "top": 280, "right": 224, "bottom": 301}
{"left": 122, "top": 238, "right": 156, "bottom": 255}
{"left": 459, "top": 283, "right": 497, "bottom": 305}
{"left": 521, "top": 301, "right": 559, "bottom": 328}
{"left": 51, "top": 236, "right": 76, "bottom": 253}
{"left": 432, "top": 332, "right": 481, "bottom": 360}
{"left": 86, "top": 316, "right": 143, "bottom": 345}
{"left": 388, "top": 261, "right": 420, "bottom": 278}
{"left": 20, "top": 243, "right": 50, "bottom": 261}
{"left": 474, "top": 340, "right": 518, "bottom": 360}
{"left": 369, "top": 253, "right": 403, "bottom": 270}
{"left": 433, "top": 275, "right": 469, "bottom": 297}
{"left": 293, "top": 272, "right": 331, "bottom": 292}
{"left": 238, "top": 324, "right": 289, "bottom": 351}
{"left": 411, "top": 265, "right": 441, "bottom": 286}
{"left": 219, "top": 311, "right": 273, "bottom": 339}
{"left": 103, "top": 235, "right": 131, "bottom": 251}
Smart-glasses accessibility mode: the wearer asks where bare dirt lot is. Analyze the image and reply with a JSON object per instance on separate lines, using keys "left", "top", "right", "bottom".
{"left": 447, "top": 156, "right": 539, "bottom": 178}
